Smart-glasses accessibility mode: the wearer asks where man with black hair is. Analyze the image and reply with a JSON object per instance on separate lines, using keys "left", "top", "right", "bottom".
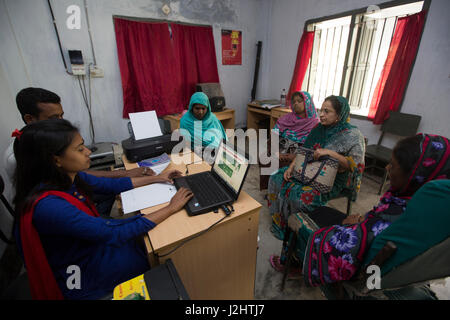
{"left": 15, "top": 87, "right": 65, "bottom": 123}
{"left": 4, "top": 87, "right": 154, "bottom": 216}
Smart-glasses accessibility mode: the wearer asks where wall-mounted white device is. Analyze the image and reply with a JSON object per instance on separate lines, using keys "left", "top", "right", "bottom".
{"left": 68, "top": 50, "right": 85, "bottom": 75}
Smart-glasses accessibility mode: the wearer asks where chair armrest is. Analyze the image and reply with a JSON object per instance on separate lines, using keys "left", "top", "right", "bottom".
{"left": 347, "top": 241, "right": 397, "bottom": 293}
{"left": 370, "top": 241, "right": 398, "bottom": 269}
{"left": 288, "top": 212, "right": 320, "bottom": 233}
{"left": 355, "top": 241, "right": 397, "bottom": 281}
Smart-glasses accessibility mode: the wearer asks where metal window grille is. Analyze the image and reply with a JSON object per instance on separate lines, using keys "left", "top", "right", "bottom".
{"left": 302, "top": 1, "right": 424, "bottom": 115}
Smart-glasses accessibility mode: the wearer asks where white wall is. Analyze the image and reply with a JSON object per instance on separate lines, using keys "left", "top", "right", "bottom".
{"left": 1, "top": 0, "right": 449, "bottom": 180}
{"left": 0, "top": 0, "right": 269, "bottom": 248}
{"left": 0, "top": 64, "right": 18, "bottom": 248}
{"left": 0, "top": 0, "right": 268, "bottom": 152}
{"left": 262, "top": 0, "right": 450, "bottom": 147}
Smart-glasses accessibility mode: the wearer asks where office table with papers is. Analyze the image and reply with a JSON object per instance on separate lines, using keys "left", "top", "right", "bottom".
{"left": 122, "top": 151, "right": 262, "bottom": 299}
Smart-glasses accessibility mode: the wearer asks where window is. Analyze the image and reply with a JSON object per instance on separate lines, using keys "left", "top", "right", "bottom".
{"left": 302, "top": 1, "right": 426, "bottom": 116}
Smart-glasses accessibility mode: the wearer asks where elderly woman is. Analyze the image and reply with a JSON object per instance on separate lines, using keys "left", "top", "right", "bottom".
{"left": 272, "top": 91, "right": 319, "bottom": 156}
{"left": 13, "top": 119, "right": 193, "bottom": 299}
{"left": 268, "top": 95, "right": 365, "bottom": 245}
{"left": 299, "top": 134, "right": 450, "bottom": 286}
{"left": 179, "top": 92, "right": 227, "bottom": 150}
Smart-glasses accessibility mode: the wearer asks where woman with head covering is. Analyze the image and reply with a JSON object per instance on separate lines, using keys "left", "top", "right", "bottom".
{"left": 267, "top": 95, "right": 365, "bottom": 245}
{"left": 272, "top": 91, "right": 319, "bottom": 154}
{"left": 301, "top": 133, "right": 450, "bottom": 287}
{"left": 13, "top": 119, "right": 193, "bottom": 299}
{"left": 179, "top": 92, "right": 227, "bottom": 150}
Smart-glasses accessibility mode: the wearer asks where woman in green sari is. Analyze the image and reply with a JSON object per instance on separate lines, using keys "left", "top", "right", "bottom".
{"left": 267, "top": 95, "right": 365, "bottom": 244}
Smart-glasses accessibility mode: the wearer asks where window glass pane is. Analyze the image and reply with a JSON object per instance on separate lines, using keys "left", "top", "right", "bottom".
{"left": 302, "top": 16, "right": 351, "bottom": 108}
{"left": 350, "top": 1, "right": 424, "bottom": 116}
{"left": 302, "top": 1, "right": 424, "bottom": 116}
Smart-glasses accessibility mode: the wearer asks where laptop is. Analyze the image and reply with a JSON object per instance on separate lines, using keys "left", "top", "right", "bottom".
{"left": 173, "top": 141, "right": 250, "bottom": 216}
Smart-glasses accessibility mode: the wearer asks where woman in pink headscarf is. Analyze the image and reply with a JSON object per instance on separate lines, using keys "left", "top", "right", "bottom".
{"left": 272, "top": 91, "right": 319, "bottom": 156}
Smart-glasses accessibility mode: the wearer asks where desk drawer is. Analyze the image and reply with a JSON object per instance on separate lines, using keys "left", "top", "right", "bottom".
{"left": 247, "top": 106, "right": 271, "bottom": 116}
{"left": 271, "top": 108, "right": 291, "bottom": 119}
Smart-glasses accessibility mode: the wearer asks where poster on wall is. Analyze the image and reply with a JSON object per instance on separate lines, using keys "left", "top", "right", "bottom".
{"left": 221, "top": 30, "right": 242, "bottom": 65}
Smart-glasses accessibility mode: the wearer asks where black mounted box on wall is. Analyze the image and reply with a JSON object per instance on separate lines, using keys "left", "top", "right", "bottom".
{"left": 196, "top": 82, "right": 226, "bottom": 112}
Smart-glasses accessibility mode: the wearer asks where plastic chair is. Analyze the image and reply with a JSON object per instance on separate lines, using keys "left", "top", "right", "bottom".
{"left": 365, "top": 111, "right": 421, "bottom": 194}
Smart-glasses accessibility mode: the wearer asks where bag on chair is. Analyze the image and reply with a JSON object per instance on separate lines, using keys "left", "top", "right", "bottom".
{"left": 292, "top": 147, "right": 339, "bottom": 193}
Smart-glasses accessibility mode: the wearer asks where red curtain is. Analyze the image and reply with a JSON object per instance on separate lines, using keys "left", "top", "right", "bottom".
{"left": 171, "top": 24, "right": 220, "bottom": 112}
{"left": 368, "top": 11, "right": 427, "bottom": 124}
{"left": 114, "top": 18, "right": 219, "bottom": 118}
{"left": 287, "top": 31, "right": 315, "bottom": 102}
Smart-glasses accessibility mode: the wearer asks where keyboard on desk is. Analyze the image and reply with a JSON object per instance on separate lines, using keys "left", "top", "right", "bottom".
{"left": 185, "top": 173, "right": 230, "bottom": 207}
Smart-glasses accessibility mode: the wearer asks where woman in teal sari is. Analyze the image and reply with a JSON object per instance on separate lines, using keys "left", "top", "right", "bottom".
{"left": 179, "top": 92, "right": 227, "bottom": 150}
{"left": 267, "top": 96, "right": 365, "bottom": 243}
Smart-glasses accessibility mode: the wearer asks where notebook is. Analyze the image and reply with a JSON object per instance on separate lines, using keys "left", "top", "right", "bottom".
{"left": 173, "top": 141, "right": 250, "bottom": 216}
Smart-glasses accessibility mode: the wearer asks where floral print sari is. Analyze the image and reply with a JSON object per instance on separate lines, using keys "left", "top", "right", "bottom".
{"left": 303, "top": 134, "right": 450, "bottom": 286}
{"left": 267, "top": 96, "right": 365, "bottom": 240}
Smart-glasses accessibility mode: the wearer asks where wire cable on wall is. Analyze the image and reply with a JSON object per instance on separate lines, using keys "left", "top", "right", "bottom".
{"left": 87, "top": 64, "right": 95, "bottom": 145}
{"left": 47, "top": 0, "right": 97, "bottom": 148}
{"left": 77, "top": 73, "right": 96, "bottom": 146}
{"left": 83, "top": 0, "right": 97, "bottom": 66}
{"left": 47, "top": 0, "right": 71, "bottom": 75}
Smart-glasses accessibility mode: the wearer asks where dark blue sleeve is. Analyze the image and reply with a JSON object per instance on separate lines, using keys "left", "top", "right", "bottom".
{"left": 33, "top": 196, "right": 156, "bottom": 245}
{"left": 78, "top": 171, "right": 133, "bottom": 195}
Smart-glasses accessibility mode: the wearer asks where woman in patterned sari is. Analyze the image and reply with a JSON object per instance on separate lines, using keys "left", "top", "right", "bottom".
{"left": 268, "top": 96, "right": 365, "bottom": 273}
{"left": 259, "top": 91, "right": 319, "bottom": 190}
{"left": 268, "top": 95, "right": 365, "bottom": 245}
{"left": 302, "top": 133, "right": 450, "bottom": 287}
{"left": 272, "top": 91, "right": 319, "bottom": 155}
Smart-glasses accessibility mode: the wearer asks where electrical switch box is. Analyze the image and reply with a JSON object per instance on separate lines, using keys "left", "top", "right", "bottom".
{"left": 90, "top": 65, "right": 104, "bottom": 78}
{"left": 68, "top": 50, "right": 85, "bottom": 76}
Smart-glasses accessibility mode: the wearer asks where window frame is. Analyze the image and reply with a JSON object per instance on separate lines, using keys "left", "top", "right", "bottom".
{"left": 301, "top": 0, "right": 431, "bottom": 120}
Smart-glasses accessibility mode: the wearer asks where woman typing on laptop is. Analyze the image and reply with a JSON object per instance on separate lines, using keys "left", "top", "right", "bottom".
{"left": 12, "top": 119, "right": 193, "bottom": 300}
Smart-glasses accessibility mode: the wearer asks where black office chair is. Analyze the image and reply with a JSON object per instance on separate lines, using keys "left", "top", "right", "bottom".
{"left": 0, "top": 174, "right": 30, "bottom": 299}
{"left": 0, "top": 175, "right": 15, "bottom": 244}
{"left": 365, "top": 111, "right": 421, "bottom": 194}
{"left": 1, "top": 271, "right": 32, "bottom": 300}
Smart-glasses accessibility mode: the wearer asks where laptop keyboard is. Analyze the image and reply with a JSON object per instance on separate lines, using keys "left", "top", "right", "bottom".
{"left": 186, "top": 173, "right": 230, "bottom": 207}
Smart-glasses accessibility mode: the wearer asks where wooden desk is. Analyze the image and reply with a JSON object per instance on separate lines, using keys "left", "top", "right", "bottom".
{"left": 163, "top": 108, "right": 235, "bottom": 132}
{"left": 123, "top": 152, "right": 262, "bottom": 299}
{"left": 247, "top": 102, "right": 291, "bottom": 130}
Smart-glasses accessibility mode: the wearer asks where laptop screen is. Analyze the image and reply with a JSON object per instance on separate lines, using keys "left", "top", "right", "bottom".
{"left": 212, "top": 142, "right": 249, "bottom": 193}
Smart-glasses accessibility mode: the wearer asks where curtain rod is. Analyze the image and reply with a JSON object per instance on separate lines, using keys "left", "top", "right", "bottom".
{"left": 112, "top": 15, "right": 212, "bottom": 28}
